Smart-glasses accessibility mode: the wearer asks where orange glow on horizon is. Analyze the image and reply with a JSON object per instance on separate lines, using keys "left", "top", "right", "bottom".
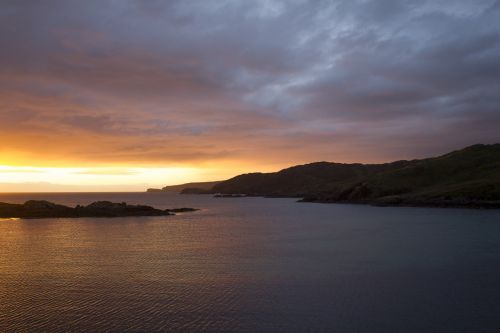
{"left": 0, "top": 161, "right": 281, "bottom": 192}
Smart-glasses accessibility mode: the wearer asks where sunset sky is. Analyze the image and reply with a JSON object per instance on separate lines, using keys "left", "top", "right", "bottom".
{"left": 1, "top": 0, "right": 500, "bottom": 191}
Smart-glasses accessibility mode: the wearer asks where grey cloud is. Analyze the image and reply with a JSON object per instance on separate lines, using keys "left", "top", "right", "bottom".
{"left": 0, "top": 0, "right": 499, "bottom": 164}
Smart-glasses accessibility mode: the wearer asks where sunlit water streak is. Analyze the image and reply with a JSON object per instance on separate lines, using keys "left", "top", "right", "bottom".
{"left": 1, "top": 193, "right": 500, "bottom": 332}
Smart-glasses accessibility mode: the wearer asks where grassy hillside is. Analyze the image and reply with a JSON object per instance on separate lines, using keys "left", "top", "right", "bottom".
{"left": 212, "top": 144, "right": 500, "bottom": 207}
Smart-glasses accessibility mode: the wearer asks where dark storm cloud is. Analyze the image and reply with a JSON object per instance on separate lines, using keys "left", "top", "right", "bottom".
{"left": 0, "top": 0, "right": 499, "bottom": 166}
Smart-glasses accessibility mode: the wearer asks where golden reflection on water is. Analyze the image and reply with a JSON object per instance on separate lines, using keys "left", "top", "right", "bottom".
{"left": 0, "top": 211, "right": 262, "bottom": 331}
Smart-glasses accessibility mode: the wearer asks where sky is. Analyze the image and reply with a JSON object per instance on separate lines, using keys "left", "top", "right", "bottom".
{"left": 1, "top": 0, "right": 500, "bottom": 191}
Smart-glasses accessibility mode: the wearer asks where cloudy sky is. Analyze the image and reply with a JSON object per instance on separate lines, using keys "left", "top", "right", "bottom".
{"left": 1, "top": 0, "right": 500, "bottom": 190}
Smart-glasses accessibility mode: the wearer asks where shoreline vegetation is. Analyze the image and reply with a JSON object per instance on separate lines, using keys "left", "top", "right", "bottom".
{"left": 151, "top": 144, "right": 500, "bottom": 209}
{"left": 0, "top": 200, "right": 197, "bottom": 219}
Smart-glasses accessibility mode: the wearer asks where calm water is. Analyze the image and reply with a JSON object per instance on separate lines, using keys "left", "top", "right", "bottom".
{"left": 0, "top": 193, "right": 499, "bottom": 332}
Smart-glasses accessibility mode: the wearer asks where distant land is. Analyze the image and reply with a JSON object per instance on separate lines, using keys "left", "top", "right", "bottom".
{"left": 147, "top": 181, "right": 222, "bottom": 193}
{"left": 153, "top": 144, "right": 500, "bottom": 208}
{"left": 0, "top": 200, "right": 197, "bottom": 219}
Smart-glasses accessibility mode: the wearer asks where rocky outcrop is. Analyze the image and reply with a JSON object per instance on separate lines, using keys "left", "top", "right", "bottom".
{"left": 0, "top": 200, "right": 198, "bottom": 219}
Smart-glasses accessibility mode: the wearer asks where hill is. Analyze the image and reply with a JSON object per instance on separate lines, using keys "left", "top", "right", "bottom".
{"left": 211, "top": 144, "right": 500, "bottom": 208}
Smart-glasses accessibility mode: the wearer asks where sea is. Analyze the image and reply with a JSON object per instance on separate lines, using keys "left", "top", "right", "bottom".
{"left": 0, "top": 192, "right": 499, "bottom": 332}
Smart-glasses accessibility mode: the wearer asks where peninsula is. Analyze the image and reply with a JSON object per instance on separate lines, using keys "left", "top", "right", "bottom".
{"left": 147, "top": 181, "right": 221, "bottom": 193}
{"left": 0, "top": 200, "right": 197, "bottom": 219}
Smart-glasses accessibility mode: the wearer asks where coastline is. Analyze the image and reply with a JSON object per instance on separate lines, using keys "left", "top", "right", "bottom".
{"left": 198, "top": 192, "right": 500, "bottom": 209}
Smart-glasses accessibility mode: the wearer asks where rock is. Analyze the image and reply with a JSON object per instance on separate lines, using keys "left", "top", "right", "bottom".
{"left": 167, "top": 208, "right": 199, "bottom": 213}
{"left": 0, "top": 201, "right": 198, "bottom": 219}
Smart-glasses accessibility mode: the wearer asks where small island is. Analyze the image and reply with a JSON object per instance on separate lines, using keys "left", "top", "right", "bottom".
{"left": 0, "top": 200, "right": 197, "bottom": 219}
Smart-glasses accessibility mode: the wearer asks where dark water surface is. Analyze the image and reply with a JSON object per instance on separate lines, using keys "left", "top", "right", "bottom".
{"left": 1, "top": 193, "right": 500, "bottom": 332}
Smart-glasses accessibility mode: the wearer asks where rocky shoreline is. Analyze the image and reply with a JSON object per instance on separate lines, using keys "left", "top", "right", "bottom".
{"left": 299, "top": 197, "right": 500, "bottom": 209}
{"left": 0, "top": 200, "right": 197, "bottom": 219}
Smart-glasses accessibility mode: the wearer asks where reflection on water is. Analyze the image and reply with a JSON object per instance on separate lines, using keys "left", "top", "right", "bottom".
{"left": 1, "top": 193, "right": 500, "bottom": 332}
